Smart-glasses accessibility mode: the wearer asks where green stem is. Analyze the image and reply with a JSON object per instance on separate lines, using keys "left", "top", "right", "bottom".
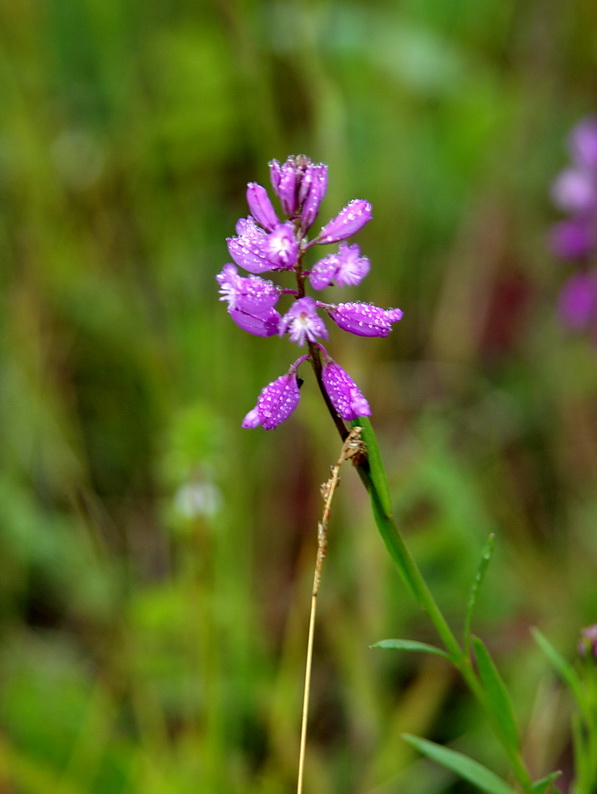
{"left": 349, "top": 417, "right": 533, "bottom": 792}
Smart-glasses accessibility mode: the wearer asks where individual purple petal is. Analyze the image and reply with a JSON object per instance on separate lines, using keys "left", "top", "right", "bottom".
{"left": 300, "top": 163, "right": 328, "bottom": 232}
{"left": 280, "top": 297, "right": 329, "bottom": 346}
{"left": 324, "top": 301, "right": 403, "bottom": 337}
{"left": 227, "top": 216, "right": 274, "bottom": 274}
{"left": 570, "top": 117, "right": 597, "bottom": 170}
{"left": 549, "top": 217, "right": 595, "bottom": 259}
{"left": 229, "top": 306, "right": 281, "bottom": 337}
{"left": 217, "top": 264, "right": 280, "bottom": 314}
{"left": 551, "top": 168, "right": 597, "bottom": 214}
{"left": 242, "top": 371, "right": 301, "bottom": 430}
{"left": 558, "top": 272, "right": 597, "bottom": 331}
{"left": 322, "top": 360, "right": 371, "bottom": 420}
{"left": 316, "top": 199, "right": 372, "bottom": 245}
{"left": 246, "top": 182, "right": 280, "bottom": 231}
{"left": 267, "top": 222, "right": 299, "bottom": 270}
{"left": 269, "top": 157, "right": 299, "bottom": 217}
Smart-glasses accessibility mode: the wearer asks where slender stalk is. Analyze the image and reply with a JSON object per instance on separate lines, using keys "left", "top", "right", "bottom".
{"left": 297, "top": 428, "right": 365, "bottom": 794}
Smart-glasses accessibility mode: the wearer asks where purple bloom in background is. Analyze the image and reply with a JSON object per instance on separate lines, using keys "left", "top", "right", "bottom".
{"left": 550, "top": 117, "right": 597, "bottom": 345}
{"left": 558, "top": 272, "right": 597, "bottom": 332}
{"left": 322, "top": 359, "right": 371, "bottom": 420}
{"left": 217, "top": 155, "right": 403, "bottom": 428}
{"left": 549, "top": 116, "right": 597, "bottom": 262}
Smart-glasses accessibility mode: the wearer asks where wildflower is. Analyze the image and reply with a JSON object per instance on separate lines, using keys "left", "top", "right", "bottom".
{"left": 242, "top": 356, "right": 309, "bottom": 430}
{"left": 323, "top": 302, "right": 403, "bottom": 337}
{"left": 321, "top": 358, "right": 371, "bottom": 420}
{"left": 217, "top": 155, "right": 403, "bottom": 428}
{"left": 280, "top": 297, "right": 328, "bottom": 346}
{"left": 309, "top": 242, "right": 370, "bottom": 290}
{"left": 578, "top": 624, "right": 597, "bottom": 659}
{"left": 316, "top": 199, "right": 372, "bottom": 245}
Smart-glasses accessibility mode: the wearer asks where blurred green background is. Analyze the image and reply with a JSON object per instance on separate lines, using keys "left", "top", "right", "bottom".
{"left": 2, "top": 0, "right": 597, "bottom": 791}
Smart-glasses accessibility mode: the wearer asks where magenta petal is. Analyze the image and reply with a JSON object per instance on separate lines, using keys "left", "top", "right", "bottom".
{"left": 227, "top": 217, "right": 274, "bottom": 274}
{"left": 229, "top": 307, "right": 281, "bottom": 337}
{"left": 317, "top": 199, "right": 372, "bottom": 244}
{"left": 217, "top": 264, "right": 280, "bottom": 314}
{"left": 243, "top": 372, "right": 301, "bottom": 430}
{"left": 325, "top": 302, "right": 403, "bottom": 337}
{"left": 322, "top": 361, "right": 371, "bottom": 420}
{"left": 300, "top": 163, "right": 328, "bottom": 232}
{"left": 247, "top": 182, "right": 279, "bottom": 231}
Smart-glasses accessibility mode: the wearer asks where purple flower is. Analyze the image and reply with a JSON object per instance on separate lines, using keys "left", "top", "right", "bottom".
{"left": 551, "top": 168, "right": 597, "bottom": 214}
{"left": 266, "top": 222, "right": 299, "bottom": 270}
{"left": 323, "top": 302, "right": 403, "bottom": 337}
{"left": 217, "top": 265, "right": 282, "bottom": 336}
{"left": 558, "top": 272, "right": 597, "bottom": 331}
{"left": 299, "top": 163, "right": 328, "bottom": 232}
{"left": 227, "top": 217, "right": 274, "bottom": 274}
{"left": 322, "top": 359, "right": 371, "bottom": 420}
{"left": 550, "top": 217, "right": 595, "bottom": 260}
{"left": 242, "top": 356, "right": 309, "bottom": 429}
{"left": 227, "top": 217, "right": 299, "bottom": 273}
{"left": 246, "top": 182, "right": 279, "bottom": 232}
{"left": 316, "top": 200, "right": 372, "bottom": 245}
{"left": 309, "top": 242, "right": 370, "bottom": 289}
{"left": 269, "top": 155, "right": 328, "bottom": 222}
{"left": 280, "top": 297, "right": 328, "bottom": 346}
{"left": 570, "top": 117, "right": 597, "bottom": 171}
{"left": 217, "top": 264, "right": 280, "bottom": 314}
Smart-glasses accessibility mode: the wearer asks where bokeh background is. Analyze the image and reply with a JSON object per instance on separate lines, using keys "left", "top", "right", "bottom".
{"left": 2, "top": 1, "right": 597, "bottom": 792}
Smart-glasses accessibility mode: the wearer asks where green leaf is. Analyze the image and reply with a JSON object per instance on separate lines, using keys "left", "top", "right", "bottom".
{"left": 530, "top": 770, "right": 562, "bottom": 793}
{"left": 371, "top": 638, "right": 451, "bottom": 659}
{"left": 532, "top": 628, "right": 585, "bottom": 708}
{"left": 464, "top": 534, "right": 495, "bottom": 648}
{"left": 402, "top": 734, "right": 517, "bottom": 794}
{"left": 472, "top": 636, "right": 519, "bottom": 752}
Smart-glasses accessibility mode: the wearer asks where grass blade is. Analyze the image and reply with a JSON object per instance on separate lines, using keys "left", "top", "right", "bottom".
{"left": 402, "top": 734, "right": 517, "bottom": 794}
{"left": 464, "top": 534, "right": 495, "bottom": 649}
{"left": 472, "top": 636, "right": 519, "bottom": 752}
{"left": 371, "top": 638, "right": 451, "bottom": 659}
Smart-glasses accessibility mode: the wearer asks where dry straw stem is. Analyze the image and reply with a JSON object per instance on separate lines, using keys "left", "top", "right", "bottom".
{"left": 296, "top": 426, "right": 366, "bottom": 794}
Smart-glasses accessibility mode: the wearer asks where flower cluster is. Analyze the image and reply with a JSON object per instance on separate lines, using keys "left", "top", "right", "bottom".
{"left": 217, "top": 155, "right": 403, "bottom": 429}
{"left": 549, "top": 117, "right": 597, "bottom": 336}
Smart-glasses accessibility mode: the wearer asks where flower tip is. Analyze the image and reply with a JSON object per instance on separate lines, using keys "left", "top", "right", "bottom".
{"left": 242, "top": 408, "right": 261, "bottom": 429}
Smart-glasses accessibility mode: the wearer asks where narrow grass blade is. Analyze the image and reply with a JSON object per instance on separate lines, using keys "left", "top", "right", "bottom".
{"left": 532, "top": 628, "right": 585, "bottom": 710}
{"left": 371, "top": 638, "right": 451, "bottom": 659}
{"left": 472, "top": 636, "right": 519, "bottom": 752}
{"left": 530, "top": 770, "right": 562, "bottom": 793}
{"left": 402, "top": 734, "right": 517, "bottom": 794}
{"left": 464, "top": 534, "right": 495, "bottom": 649}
